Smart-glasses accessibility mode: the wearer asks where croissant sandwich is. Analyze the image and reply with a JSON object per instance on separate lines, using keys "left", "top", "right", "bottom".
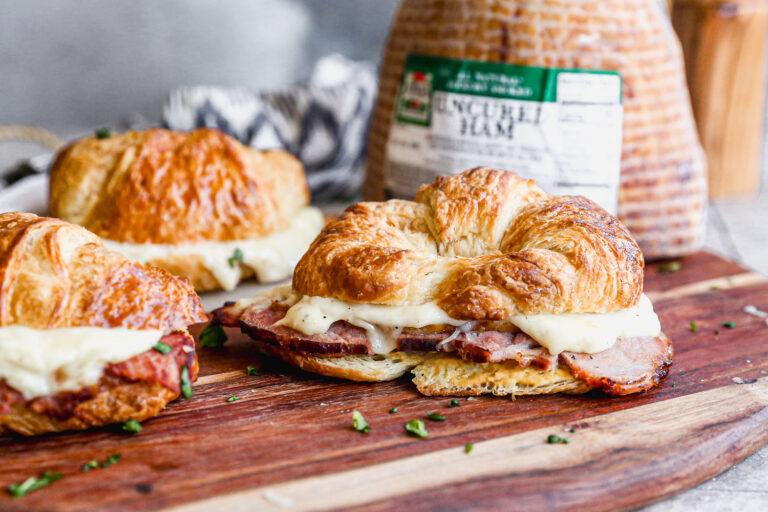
{"left": 49, "top": 128, "right": 325, "bottom": 292}
{"left": 213, "top": 167, "right": 672, "bottom": 397}
{"left": 0, "top": 213, "right": 207, "bottom": 435}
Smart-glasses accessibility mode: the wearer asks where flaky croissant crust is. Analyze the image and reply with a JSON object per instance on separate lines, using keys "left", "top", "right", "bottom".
{"left": 293, "top": 167, "right": 644, "bottom": 318}
{"left": 49, "top": 128, "right": 310, "bottom": 244}
{"left": 0, "top": 213, "right": 206, "bottom": 330}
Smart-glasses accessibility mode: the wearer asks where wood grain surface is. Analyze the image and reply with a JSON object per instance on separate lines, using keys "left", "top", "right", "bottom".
{"left": 1, "top": 251, "right": 767, "bottom": 512}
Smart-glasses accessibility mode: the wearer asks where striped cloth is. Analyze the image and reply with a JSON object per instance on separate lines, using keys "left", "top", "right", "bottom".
{"left": 1, "top": 55, "right": 377, "bottom": 204}
{"left": 0, "top": 153, "right": 52, "bottom": 191}
{"left": 163, "top": 54, "right": 377, "bottom": 201}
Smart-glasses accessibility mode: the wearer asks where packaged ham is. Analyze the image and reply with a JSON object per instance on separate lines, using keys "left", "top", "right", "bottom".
{"left": 365, "top": 0, "right": 707, "bottom": 259}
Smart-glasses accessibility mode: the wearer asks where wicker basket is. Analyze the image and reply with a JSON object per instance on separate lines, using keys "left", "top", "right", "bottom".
{"left": 366, "top": 0, "right": 707, "bottom": 259}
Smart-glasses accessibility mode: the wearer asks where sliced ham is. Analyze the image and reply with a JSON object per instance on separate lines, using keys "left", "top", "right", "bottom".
{"left": 232, "top": 304, "right": 555, "bottom": 369}
{"left": 106, "top": 331, "right": 196, "bottom": 394}
{"left": 399, "top": 327, "right": 556, "bottom": 369}
{"left": 0, "top": 330, "right": 196, "bottom": 421}
{"left": 218, "top": 302, "right": 672, "bottom": 395}
{"left": 456, "top": 332, "right": 557, "bottom": 370}
{"left": 560, "top": 336, "right": 673, "bottom": 395}
{"left": 398, "top": 327, "right": 455, "bottom": 352}
{"left": 237, "top": 304, "right": 373, "bottom": 355}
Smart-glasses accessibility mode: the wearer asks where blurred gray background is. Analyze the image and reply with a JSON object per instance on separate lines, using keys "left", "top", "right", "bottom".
{"left": 0, "top": 0, "right": 398, "bottom": 131}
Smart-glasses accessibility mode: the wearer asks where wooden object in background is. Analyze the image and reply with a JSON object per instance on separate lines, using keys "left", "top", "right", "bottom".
{"left": 366, "top": 0, "right": 708, "bottom": 259}
{"left": 673, "top": 0, "right": 768, "bottom": 198}
{"left": 0, "top": 251, "right": 767, "bottom": 511}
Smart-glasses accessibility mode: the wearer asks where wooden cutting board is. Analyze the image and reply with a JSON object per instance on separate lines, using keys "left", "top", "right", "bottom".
{"left": 1, "top": 251, "right": 767, "bottom": 512}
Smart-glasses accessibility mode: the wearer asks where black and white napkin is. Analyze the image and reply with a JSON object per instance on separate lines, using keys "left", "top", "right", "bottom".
{"left": 163, "top": 54, "right": 377, "bottom": 201}
{"left": 0, "top": 54, "right": 378, "bottom": 206}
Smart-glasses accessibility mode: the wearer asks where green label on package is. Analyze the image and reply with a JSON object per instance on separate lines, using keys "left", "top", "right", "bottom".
{"left": 386, "top": 54, "right": 624, "bottom": 213}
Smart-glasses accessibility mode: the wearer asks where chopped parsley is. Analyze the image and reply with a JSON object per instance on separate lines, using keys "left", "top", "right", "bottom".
{"left": 94, "top": 128, "right": 111, "bottom": 139}
{"left": 464, "top": 443, "right": 474, "bottom": 454}
{"left": 199, "top": 323, "right": 227, "bottom": 348}
{"left": 389, "top": 407, "right": 398, "bottom": 414}
{"left": 101, "top": 454, "right": 122, "bottom": 469}
{"left": 82, "top": 454, "right": 126, "bottom": 473}
{"left": 226, "top": 395, "right": 240, "bottom": 403}
{"left": 658, "top": 261, "right": 681, "bottom": 273}
{"left": 246, "top": 365, "right": 259, "bottom": 376}
{"left": 227, "top": 248, "right": 244, "bottom": 268}
{"left": 721, "top": 321, "right": 736, "bottom": 329}
{"left": 121, "top": 419, "right": 142, "bottom": 434}
{"left": 180, "top": 365, "right": 193, "bottom": 399}
{"left": 448, "top": 399, "right": 461, "bottom": 408}
{"left": 153, "top": 341, "right": 173, "bottom": 354}
{"left": 424, "top": 410, "right": 446, "bottom": 421}
{"left": 81, "top": 461, "right": 99, "bottom": 473}
{"left": 352, "top": 410, "right": 371, "bottom": 433}
{"left": 547, "top": 434, "right": 570, "bottom": 444}
{"left": 405, "top": 419, "right": 428, "bottom": 438}
{"left": 690, "top": 321, "right": 697, "bottom": 333}
{"left": 8, "top": 470, "right": 63, "bottom": 498}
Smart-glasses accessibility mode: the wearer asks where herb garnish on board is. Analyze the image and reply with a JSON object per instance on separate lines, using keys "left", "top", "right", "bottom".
{"left": 199, "top": 323, "right": 227, "bottom": 348}
{"left": 352, "top": 410, "right": 371, "bottom": 433}
{"left": 101, "top": 454, "right": 122, "bottom": 469}
{"left": 405, "top": 419, "right": 428, "bottom": 438}
{"left": 658, "top": 261, "right": 681, "bottom": 273}
{"left": 122, "top": 420, "right": 142, "bottom": 434}
{"left": 424, "top": 410, "right": 446, "bottom": 421}
{"left": 8, "top": 470, "right": 63, "bottom": 498}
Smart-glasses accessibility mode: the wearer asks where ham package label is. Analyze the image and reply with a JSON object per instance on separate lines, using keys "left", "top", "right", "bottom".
{"left": 385, "top": 54, "right": 623, "bottom": 213}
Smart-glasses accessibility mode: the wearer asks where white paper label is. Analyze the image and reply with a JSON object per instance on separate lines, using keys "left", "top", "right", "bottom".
{"left": 385, "top": 55, "right": 623, "bottom": 213}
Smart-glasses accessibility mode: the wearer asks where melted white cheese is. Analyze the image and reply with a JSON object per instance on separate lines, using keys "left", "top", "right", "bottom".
{"left": 0, "top": 326, "right": 164, "bottom": 399}
{"left": 275, "top": 295, "right": 465, "bottom": 353}
{"left": 276, "top": 292, "right": 661, "bottom": 355}
{"left": 103, "top": 206, "right": 324, "bottom": 291}
{"left": 234, "top": 283, "right": 300, "bottom": 311}
{"left": 509, "top": 294, "right": 661, "bottom": 355}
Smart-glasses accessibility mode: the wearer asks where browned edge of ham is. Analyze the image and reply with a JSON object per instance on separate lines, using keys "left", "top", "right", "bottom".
{"left": 212, "top": 302, "right": 673, "bottom": 395}
{"left": 560, "top": 336, "right": 673, "bottom": 395}
{"left": 0, "top": 331, "right": 196, "bottom": 421}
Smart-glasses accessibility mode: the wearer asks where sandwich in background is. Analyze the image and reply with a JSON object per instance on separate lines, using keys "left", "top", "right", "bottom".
{"left": 213, "top": 167, "right": 672, "bottom": 397}
{"left": 49, "top": 128, "right": 325, "bottom": 292}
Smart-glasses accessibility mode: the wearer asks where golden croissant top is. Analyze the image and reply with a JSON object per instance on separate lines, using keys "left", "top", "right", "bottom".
{"left": 0, "top": 212, "right": 206, "bottom": 330}
{"left": 49, "top": 128, "right": 310, "bottom": 244}
{"left": 293, "top": 167, "right": 644, "bottom": 318}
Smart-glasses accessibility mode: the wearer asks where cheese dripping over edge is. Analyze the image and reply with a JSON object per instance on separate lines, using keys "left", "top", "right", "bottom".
{"left": 0, "top": 326, "right": 164, "bottom": 399}
{"left": 269, "top": 290, "right": 661, "bottom": 356}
